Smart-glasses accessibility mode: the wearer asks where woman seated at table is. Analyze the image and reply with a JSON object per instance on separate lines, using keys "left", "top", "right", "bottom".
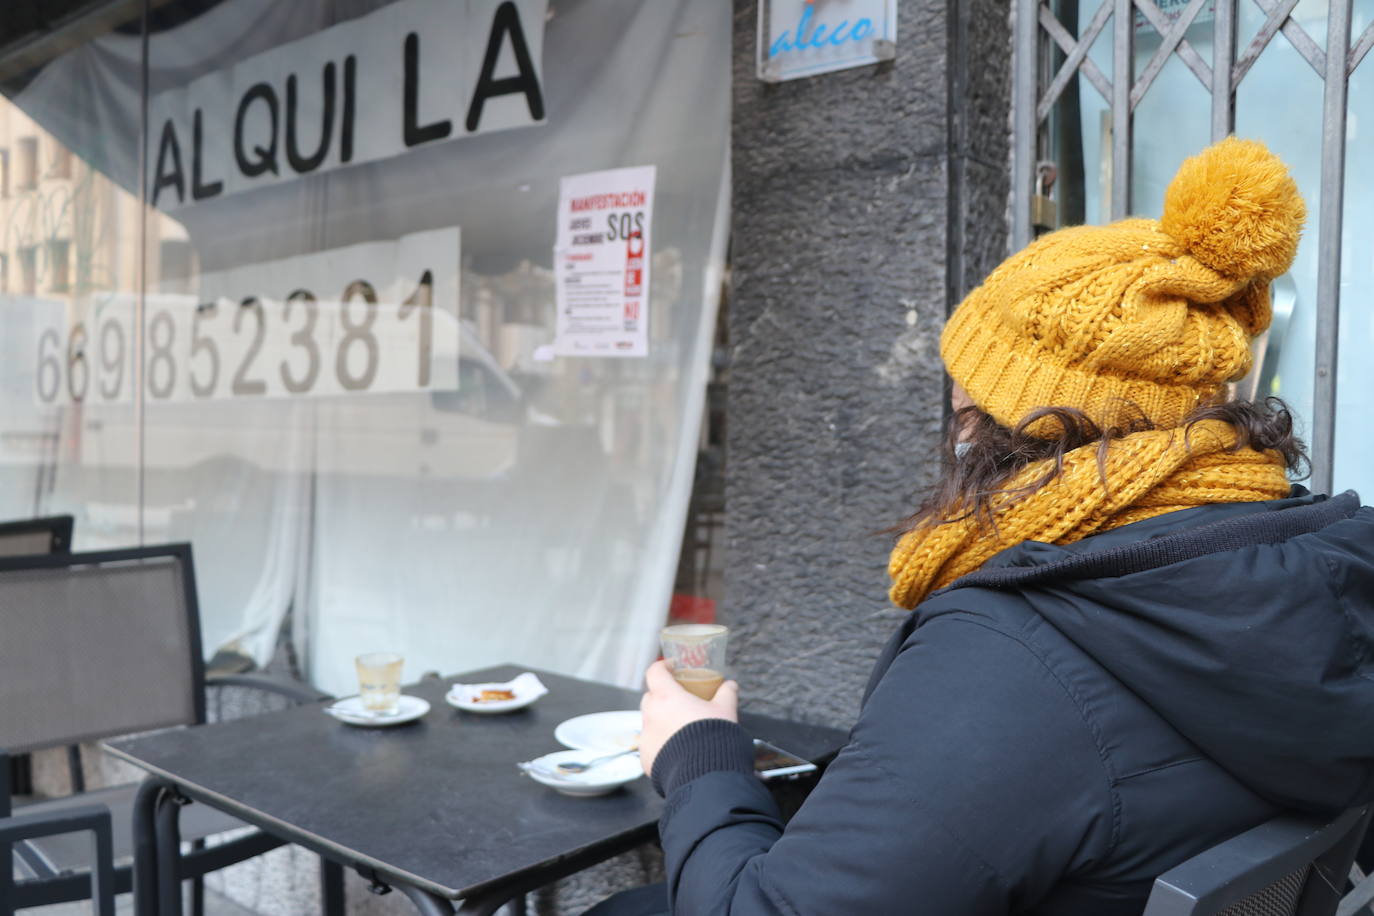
{"left": 590, "top": 138, "right": 1374, "bottom": 915}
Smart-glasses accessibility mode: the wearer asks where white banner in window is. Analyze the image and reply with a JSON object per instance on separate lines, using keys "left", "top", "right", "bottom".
{"left": 553, "top": 165, "right": 656, "bottom": 358}
{"left": 147, "top": 0, "right": 547, "bottom": 209}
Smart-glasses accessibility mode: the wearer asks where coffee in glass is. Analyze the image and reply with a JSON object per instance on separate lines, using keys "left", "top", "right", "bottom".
{"left": 660, "top": 624, "right": 729, "bottom": 700}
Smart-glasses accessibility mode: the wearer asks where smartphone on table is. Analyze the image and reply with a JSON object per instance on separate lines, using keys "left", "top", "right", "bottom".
{"left": 753, "top": 739, "right": 818, "bottom": 781}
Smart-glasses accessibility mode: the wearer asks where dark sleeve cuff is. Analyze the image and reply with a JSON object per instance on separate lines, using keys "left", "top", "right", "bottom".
{"left": 650, "top": 717, "right": 756, "bottom": 797}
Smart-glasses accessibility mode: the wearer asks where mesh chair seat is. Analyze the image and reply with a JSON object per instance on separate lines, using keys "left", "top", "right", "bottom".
{"left": 13, "top": 782, "right": 252, "bottom": 879}
{"left": 1217, "top": 864, "right": 1309, "bottom": 916}
{"left": 1144, "top": 807, "right": 1371, "bottom": 916}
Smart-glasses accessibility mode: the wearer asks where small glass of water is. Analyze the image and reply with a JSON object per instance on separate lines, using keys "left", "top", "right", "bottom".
{"left": 355, "top": 652, "right": 404, "bottom": 714}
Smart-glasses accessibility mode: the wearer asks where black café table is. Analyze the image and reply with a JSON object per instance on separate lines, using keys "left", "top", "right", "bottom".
{"left": 104, "top": 664, "right": 847, "bottom": 916}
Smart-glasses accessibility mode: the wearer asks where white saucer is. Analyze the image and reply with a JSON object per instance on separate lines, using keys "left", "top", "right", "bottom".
{"left": 446, "top": 672, "right": 548, "bottom": 714}
{"left": 553, "top": 710, "right": 642, "bottom": 752}
{"left": 325, "top": 694, "right": 430, "bottom": 727}
{"left": 518, "top": 750, "right": 643, "bottom": 796}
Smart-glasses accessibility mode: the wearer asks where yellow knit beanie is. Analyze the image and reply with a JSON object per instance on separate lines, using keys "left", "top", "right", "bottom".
{"left": 941, "top": 137, "right": 1306, "bottom": 433}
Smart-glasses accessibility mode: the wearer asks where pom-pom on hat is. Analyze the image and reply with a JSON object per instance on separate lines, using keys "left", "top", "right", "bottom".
{"left": 941, "top": 137, "right": 1305, "bottom": 434}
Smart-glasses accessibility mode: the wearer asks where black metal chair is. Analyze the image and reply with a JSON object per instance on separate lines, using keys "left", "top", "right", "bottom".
{"left": 0, "top": 515, "right": 72, "bottom": 558}
{"left": 0, "top": 543, "right": 343, "bottom": 915}
{"left": 0, "top": 515, "right": 73, "bottom": 802}
{"left": 1, "top": 750, "right": 115, "bottom": 916}
{"left": 1142, "top": 806, "right": 1372, "bottom": 916}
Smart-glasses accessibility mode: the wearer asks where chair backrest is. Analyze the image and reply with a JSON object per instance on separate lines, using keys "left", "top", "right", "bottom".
{"left": 1143, "top": 806, "right": 1373, "bottom": 916}
{"left": 0, "top": 543, "right": 206, "bottom": 754}
{"left": 0, "top": 515, "right": 73, "bottom": 558}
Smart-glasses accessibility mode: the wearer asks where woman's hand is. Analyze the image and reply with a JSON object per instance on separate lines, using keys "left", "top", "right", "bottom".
{"left": 638, "top": 660, "right": 739, "bottom": 777}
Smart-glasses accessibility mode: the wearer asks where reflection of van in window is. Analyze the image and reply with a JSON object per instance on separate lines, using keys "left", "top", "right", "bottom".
{"left": 128, "top": 314, "right": 529, "bottom": 481}
{"left": 2, "top": 299, "right": 539, "bottom": 552}
{"left": 306, "top": 320, "right": 526, "bottom": 480}
{"left": 2, "top": 296, "right": 530, "bottom": 482}
{"left": 431, "top": 359, "right": 522, "bottom": 424}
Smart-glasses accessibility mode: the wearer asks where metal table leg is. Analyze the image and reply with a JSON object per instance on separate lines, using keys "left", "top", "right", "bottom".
{"left": 384, "top": 877, "right": 525, "bottom": 916}
{"left": 190, "top": 837, "right": 205, "bottom": 916}
{"left": 132, "top": 777, "right": 166, "bottom": 916}
{"left": 155, "top": 788, "right": 185, "bottom": 916}
{"left": 1, "top": 751, "right": 11, "bottom": 916}
{"left": 396, "top": 882, "right": 456, "bottom": 915}
{"left": 0, "top": 837, "right": 9, "bottom": 916}
{"left": 454, "top": 890, "right": 525, "bottom": 916}
{"left": 321, "top": 858, "right": 346, "bottom": 916}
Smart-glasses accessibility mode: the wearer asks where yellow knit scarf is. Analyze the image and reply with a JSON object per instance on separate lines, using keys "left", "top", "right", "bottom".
{"left": 887, "top": 420, "right": 1292, "bottom": 609}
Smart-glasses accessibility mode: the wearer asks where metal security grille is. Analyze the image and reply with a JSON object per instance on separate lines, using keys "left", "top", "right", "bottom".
{"left": 1010, "top": 0, "right": 1374, "bottom": 492}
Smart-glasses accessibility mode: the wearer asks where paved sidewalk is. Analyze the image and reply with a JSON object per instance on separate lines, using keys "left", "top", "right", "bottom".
{"left": 27, "top": 888, "right": 262, "bottom": 915}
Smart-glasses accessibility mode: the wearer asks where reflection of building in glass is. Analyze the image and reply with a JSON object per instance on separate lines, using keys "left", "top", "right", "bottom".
{"left": 0, "top": 98, "right": 189, "bottom": 306}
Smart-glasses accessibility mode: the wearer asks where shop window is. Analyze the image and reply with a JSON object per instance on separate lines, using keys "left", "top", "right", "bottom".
{"left": 0, "top": 0, "right": 731, "bottom": 697}
{"left": 50, "top": 145, "right": 73, "bottom": 180}
{"left": 47, "top": 240, "right": 70, "bottom": 292}
{"left": 18, "top": 246, "right": 36, "bottom": 296}
{"left": 16, "top": 137, "right": 37, "bottom": 190}
{"left": 0, "top": 149, "right": 9, "bottom": 198}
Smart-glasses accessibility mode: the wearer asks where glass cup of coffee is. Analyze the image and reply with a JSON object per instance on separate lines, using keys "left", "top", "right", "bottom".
{"left": 660, "top": 624, "right": 729, "bottom": 700}
{"left": 355, "top": 652, "right": 404, "bottom": 714}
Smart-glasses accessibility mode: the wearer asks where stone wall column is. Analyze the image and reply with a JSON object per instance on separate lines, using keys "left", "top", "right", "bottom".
{"left": 725, "top": 0, "right": 1011, "bottom": 726}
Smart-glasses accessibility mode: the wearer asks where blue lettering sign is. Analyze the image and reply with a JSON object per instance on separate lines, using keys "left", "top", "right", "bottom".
{"left": 770, "top": 5, "right": 876, "bottom": 56}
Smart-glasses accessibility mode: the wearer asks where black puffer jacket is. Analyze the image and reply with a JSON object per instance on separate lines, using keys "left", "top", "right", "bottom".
{"left": 650, "top": 489, "right": 1374, "bottom": 914}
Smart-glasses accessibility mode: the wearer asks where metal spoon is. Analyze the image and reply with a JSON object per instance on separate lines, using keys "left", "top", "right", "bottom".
{"left": 555, "top": 748, "right": 638, "bottom": 774}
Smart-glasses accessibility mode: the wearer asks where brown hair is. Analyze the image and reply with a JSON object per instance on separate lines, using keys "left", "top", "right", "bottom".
{"left": 899, "top": 397, "right": 1309, "bottom": 535}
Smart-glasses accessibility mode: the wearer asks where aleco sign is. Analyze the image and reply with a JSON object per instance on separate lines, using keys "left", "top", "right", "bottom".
{"left": 149, "top": 0, "right": 546, "bottom": 209}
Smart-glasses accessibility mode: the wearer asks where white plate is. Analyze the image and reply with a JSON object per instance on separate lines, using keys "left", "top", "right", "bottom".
{"left": 518, "top": 750, "right": 643, "bottom": 797}
{"left": 553, "top": 710, "right": 642, "bottom": 752}
{"left": 325, "top": 695, "right": 430, "bottom": 727}
{"left": 446, "top": 672, "right": 548, "bottom": 715}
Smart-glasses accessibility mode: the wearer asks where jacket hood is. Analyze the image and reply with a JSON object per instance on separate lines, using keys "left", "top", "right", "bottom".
{"left": 938, "top": 489, "right": 1374, "bottom": 814}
